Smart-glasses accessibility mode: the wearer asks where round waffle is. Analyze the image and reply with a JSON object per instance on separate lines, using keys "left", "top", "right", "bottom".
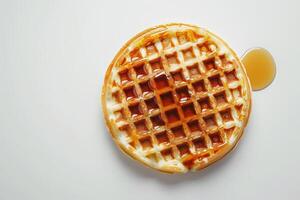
{"left": 102, "top": 23, "right": 251, "bottom": 173}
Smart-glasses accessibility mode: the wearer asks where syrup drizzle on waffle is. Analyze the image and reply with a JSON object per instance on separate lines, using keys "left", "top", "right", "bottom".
{"left": 103, "top": 24, "right": 251, "bottom": 173}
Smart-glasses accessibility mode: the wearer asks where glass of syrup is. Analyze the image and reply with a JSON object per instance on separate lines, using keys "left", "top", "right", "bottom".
{"left": 241, "top": 47, "right": 276, "bottom": 91}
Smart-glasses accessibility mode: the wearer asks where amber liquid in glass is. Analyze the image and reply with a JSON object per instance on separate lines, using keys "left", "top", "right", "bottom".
{"left": 242, "top": 48, "right": 276, "bottom": 91}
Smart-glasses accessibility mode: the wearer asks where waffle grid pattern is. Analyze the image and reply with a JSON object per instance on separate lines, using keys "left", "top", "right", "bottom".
{"left": 105, "top": 26, "right": 249, "bottom": 172}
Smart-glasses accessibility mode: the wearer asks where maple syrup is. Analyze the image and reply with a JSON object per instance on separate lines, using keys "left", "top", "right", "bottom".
{"left": 241, "top": 48, "right": 276, "bottom": 91}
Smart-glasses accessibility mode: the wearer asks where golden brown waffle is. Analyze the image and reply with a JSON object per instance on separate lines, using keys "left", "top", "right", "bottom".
{"left": 102, "top": 23, "right": 251, "bottom": 173}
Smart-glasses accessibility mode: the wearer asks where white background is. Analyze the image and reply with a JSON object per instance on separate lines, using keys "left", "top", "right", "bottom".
{"left": 1, "top": 0, "right": 300, "bottom": 199}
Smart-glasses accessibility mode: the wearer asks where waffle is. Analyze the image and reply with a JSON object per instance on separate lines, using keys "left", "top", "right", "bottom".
{"left": 102, "top": 23, "right": 251, "bottom": 173}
